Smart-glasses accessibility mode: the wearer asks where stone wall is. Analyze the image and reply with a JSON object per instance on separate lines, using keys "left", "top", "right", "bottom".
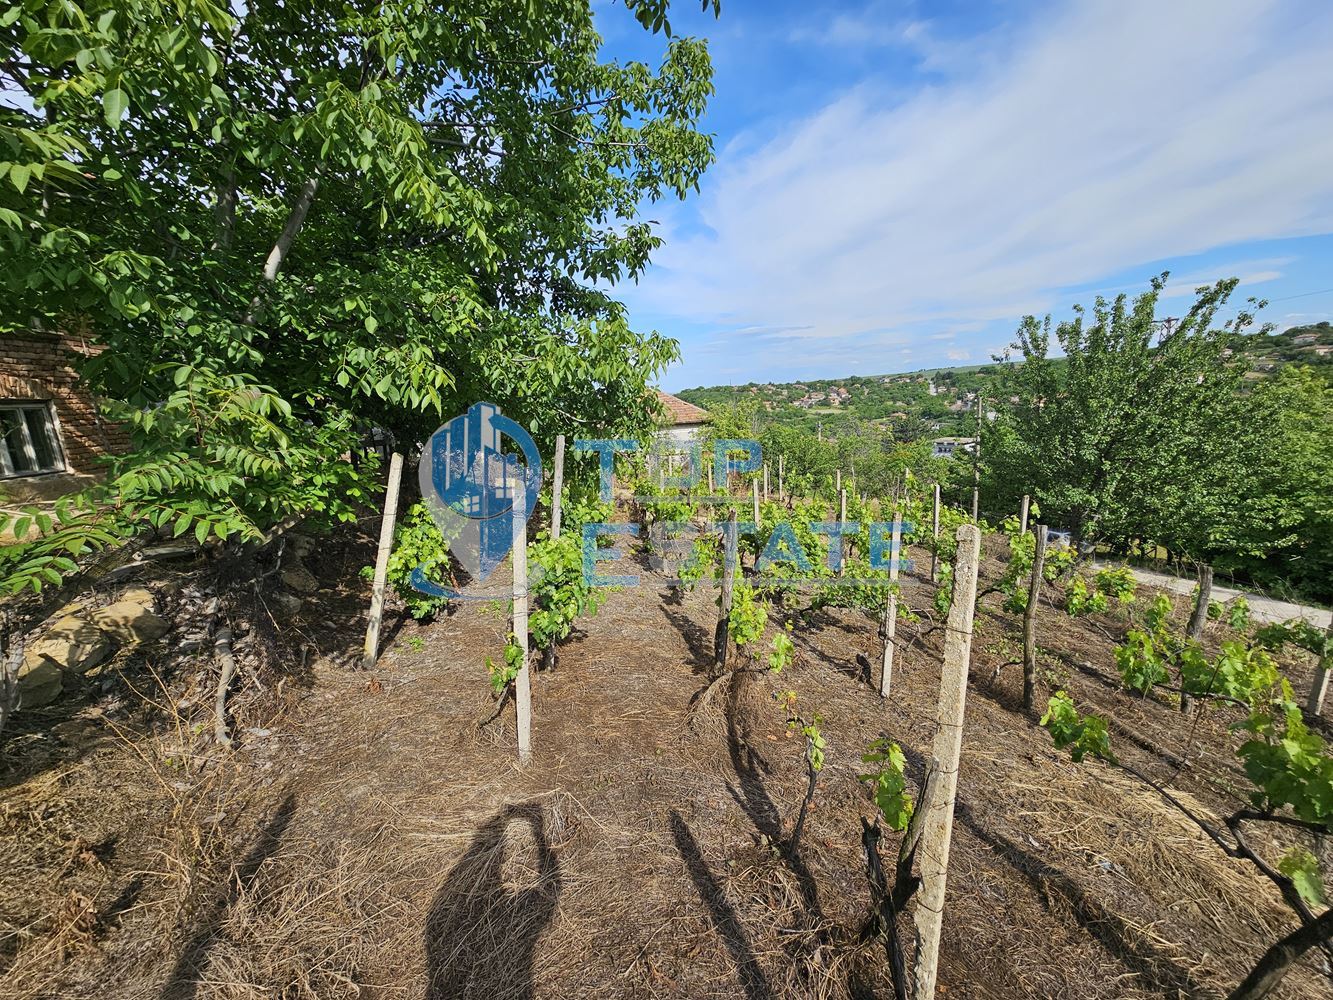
{"left": 0, "top": 330, "right": 128, "bottom": 501}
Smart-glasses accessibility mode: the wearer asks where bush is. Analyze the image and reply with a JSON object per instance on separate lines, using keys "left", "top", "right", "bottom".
{"left": 371, "top": 501, "right": 454, "bottom": 620}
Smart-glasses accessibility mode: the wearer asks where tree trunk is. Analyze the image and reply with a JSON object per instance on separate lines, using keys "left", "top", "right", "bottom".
{"left": 1226, "top": 906, "right": 1333, "bottom": 1000}
{"left": 212, "top": 167, "right": 237, "bottom": 250}
{"left": 1023, "top": 524, "right": 1048, "bottom": 713}
{"left": 213, "top": 626, "right": 238, "bottom": 747}
{"left": 241, "top": 171, "right": 322, "bottom": 325}
{"left": 1306, "top": 621, "right": 1332, "bottom": 718}
{"left": 1183, "top": 563, "right": 1213, "bottom": 713}
{"left": 263, "top": 173, "right": 320, "bottom": 282}
{"left": 1187, "top": 563, "right": 1213, "bottom": 640}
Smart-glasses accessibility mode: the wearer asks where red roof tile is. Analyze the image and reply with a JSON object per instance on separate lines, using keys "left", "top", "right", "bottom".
{"left": 655, "top": 389, "right": 710, "bottom": 426}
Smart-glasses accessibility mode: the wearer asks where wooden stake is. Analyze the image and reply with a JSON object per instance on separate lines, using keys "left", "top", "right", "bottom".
{"left": 1023, "top": 524, "right": 1047, "bottom": 714}
{"left": 836, "top": 468, "right": 842, "bottom": 493}
{"left": 930, "top": 483, "right": 941, "bottom": 584}
{"left": 763, "top": 463, "right": 769, "bottom": 502}
{"left": 839, "top": 488, "right": 847, "bottom": 575}
{"left": 1019, "top": 494, "right": 1030, "bottom": 535}
{"left": 880, "top": 512, "right": 903, "bottom": 698}
{"left": 362, "top": 451, "right": 405, "bottom": 670}
{"left": 551, "top": 434, "right": 565, "bottom": 540}
{"left": 752, "top": 477, "right": 761, "bottom": 526}
{"left": 913, "top": 524, "right": 981, "bottom": 1000}
{"left": 971, "top": 396, "right": 982, "bottom": 521}
{"left": 511, "top": 480, "right": 532, "bottom": 761}
{"left": 778, "top": 454, "right": 785, "bottom": 500}
{"left": 714, "top": 509, "right": 738, "bottom": 672}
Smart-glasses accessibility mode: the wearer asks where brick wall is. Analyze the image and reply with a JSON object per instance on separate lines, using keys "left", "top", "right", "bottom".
{"left": 1, "top": 330, "right": 128, "bottom": 498}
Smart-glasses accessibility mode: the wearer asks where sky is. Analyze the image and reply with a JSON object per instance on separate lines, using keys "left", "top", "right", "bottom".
{"left": 595, "top": 0, "right": 1333, "bottom": 391}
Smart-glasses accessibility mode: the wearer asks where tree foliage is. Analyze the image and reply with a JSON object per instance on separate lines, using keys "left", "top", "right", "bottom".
{"left": 1, "top": 0, "right": 717, "bottom": 593}
{"left": 984, "top": 275, "right": 1282, "bottom": 561}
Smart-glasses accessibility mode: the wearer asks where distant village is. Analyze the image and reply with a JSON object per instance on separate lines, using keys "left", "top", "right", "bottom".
{"left": 676, "top": 321, "right": 1333, "bottom": 454}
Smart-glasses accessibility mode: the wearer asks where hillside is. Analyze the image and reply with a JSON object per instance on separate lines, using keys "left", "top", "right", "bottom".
{"left": 677, "top": 321, "right": 1333, "bottom": 441}
{"left": 3, "top": 518, "right": 1328, "bottom": 1000}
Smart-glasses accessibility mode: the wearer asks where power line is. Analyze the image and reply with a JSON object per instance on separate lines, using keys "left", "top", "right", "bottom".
{"left": 1267, "top": 286, "right": 1333, "bottom": 303}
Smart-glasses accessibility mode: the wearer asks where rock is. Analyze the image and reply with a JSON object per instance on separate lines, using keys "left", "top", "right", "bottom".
{"left": 280, "top": 564, "right": 319, "bottom": 594}
{"left": 287, "top": 533, "right": 317, "bottom": 559}
{"left": 17, "top": 656, "right": 63, "bottom": 708}
{"left": 271, "top": 591, "right": 304, "bottom": 620}
{"left": 88, "top": 601, "right": 170, "bottom": 645}
{"left": 27, "top": 616, "right": 113, "bottom": 675}
{"left": 118, "top": 586, "right": 157, "bottom": 609}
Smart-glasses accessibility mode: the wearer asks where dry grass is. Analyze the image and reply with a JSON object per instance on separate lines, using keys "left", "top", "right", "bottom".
{"left": 1, "top": 529, "right": 1327, "bottom": 1000}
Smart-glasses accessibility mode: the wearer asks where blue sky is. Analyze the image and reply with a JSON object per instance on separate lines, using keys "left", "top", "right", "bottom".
{"left": 596, "top": 0, "right": 1333, "bottom": 390}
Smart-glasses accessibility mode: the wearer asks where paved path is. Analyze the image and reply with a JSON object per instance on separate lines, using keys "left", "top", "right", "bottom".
{"left": 1098, "top": 562, "right": 1331, "bottom": 628}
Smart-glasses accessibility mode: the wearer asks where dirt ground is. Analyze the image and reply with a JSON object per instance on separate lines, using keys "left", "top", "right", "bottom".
{"left": 1, "top": 524, "right": 1330, "bottom": 1000}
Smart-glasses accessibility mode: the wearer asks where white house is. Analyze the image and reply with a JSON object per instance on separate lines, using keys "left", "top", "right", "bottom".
{"left": 932, "top": 436, "right": 978, "bottom": 458}
{"left": 654, "top": 389, "right": 710, "bottom": 445}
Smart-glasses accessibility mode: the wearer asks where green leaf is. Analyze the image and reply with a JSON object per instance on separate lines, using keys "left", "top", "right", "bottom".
{"left": 103, "top": 88, "right": 130, "bottom": 129}
{"left": 1278, "top": 849, "right": 1326, "bottom": 907}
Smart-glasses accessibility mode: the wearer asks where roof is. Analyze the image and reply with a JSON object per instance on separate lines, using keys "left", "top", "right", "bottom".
{"left": 655, "top": 389, "right": 710, "bottom": 426}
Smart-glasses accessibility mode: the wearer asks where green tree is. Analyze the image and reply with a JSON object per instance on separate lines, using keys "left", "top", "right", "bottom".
{"left": 985, "top": 275, "right": 1267, "bottom": 559}
{"left": 1219, "top": 367, "right": 1333, "bottom": 602}
{"left": 1, "top": 0, "right": 718, "bottom": 590}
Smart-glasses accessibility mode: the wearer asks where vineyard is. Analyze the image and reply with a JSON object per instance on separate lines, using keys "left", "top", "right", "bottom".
{"left": 2, "top": 446, "right": 1330, "bottom": 1000}
{"left": 3, "top": 2, "right": 1331, "bottom": 998}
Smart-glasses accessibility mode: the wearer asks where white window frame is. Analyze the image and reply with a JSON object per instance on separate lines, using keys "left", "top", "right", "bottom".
{"left": 0, "top": 401, "right": 67, "bottom": 478}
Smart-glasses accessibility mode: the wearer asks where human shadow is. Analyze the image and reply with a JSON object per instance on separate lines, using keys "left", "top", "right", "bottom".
{"left": 423, "top": 801, "right": 562, "bottom": 1000}
{"left": 723, "top": 676, "right": 826, "bottom": 922}
{"left": 668, "top": 809, "right": 774, "bottom": 1000}
{"left": 159, "top": 792, "right": 298, "bottom": 1000}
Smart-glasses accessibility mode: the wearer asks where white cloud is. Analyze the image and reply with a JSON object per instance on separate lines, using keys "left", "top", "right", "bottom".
{"left": 630, "top": 0, "right": 1333, "bottom": 367}
{"left": 788, "top": 3, "right": 924, "bottom": 50}
{"left": 946, "top": 348, "right": 971, "bottom": 361}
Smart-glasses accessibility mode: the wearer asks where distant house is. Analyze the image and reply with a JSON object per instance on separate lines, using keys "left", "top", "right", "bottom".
{"left": 1, "top": 330, "right": 127, "bottom": 502}
{"left": 1291, "top": 333, "right": 1318, "bottom": 346}
{"left": 932, "top": 436, "right": 978, "bottom": 458}
{"left": 654, "top": 389, "right": 710, "bottom": 445}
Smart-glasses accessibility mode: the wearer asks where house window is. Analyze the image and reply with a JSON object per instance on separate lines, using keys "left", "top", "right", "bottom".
{"left": 0, "top": 402, "right": 66, "bottom": 477}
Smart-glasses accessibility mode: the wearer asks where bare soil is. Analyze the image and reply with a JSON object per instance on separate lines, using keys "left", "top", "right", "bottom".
{"left": 1, "top": 527, "right": 1330, "bottom": 1000}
